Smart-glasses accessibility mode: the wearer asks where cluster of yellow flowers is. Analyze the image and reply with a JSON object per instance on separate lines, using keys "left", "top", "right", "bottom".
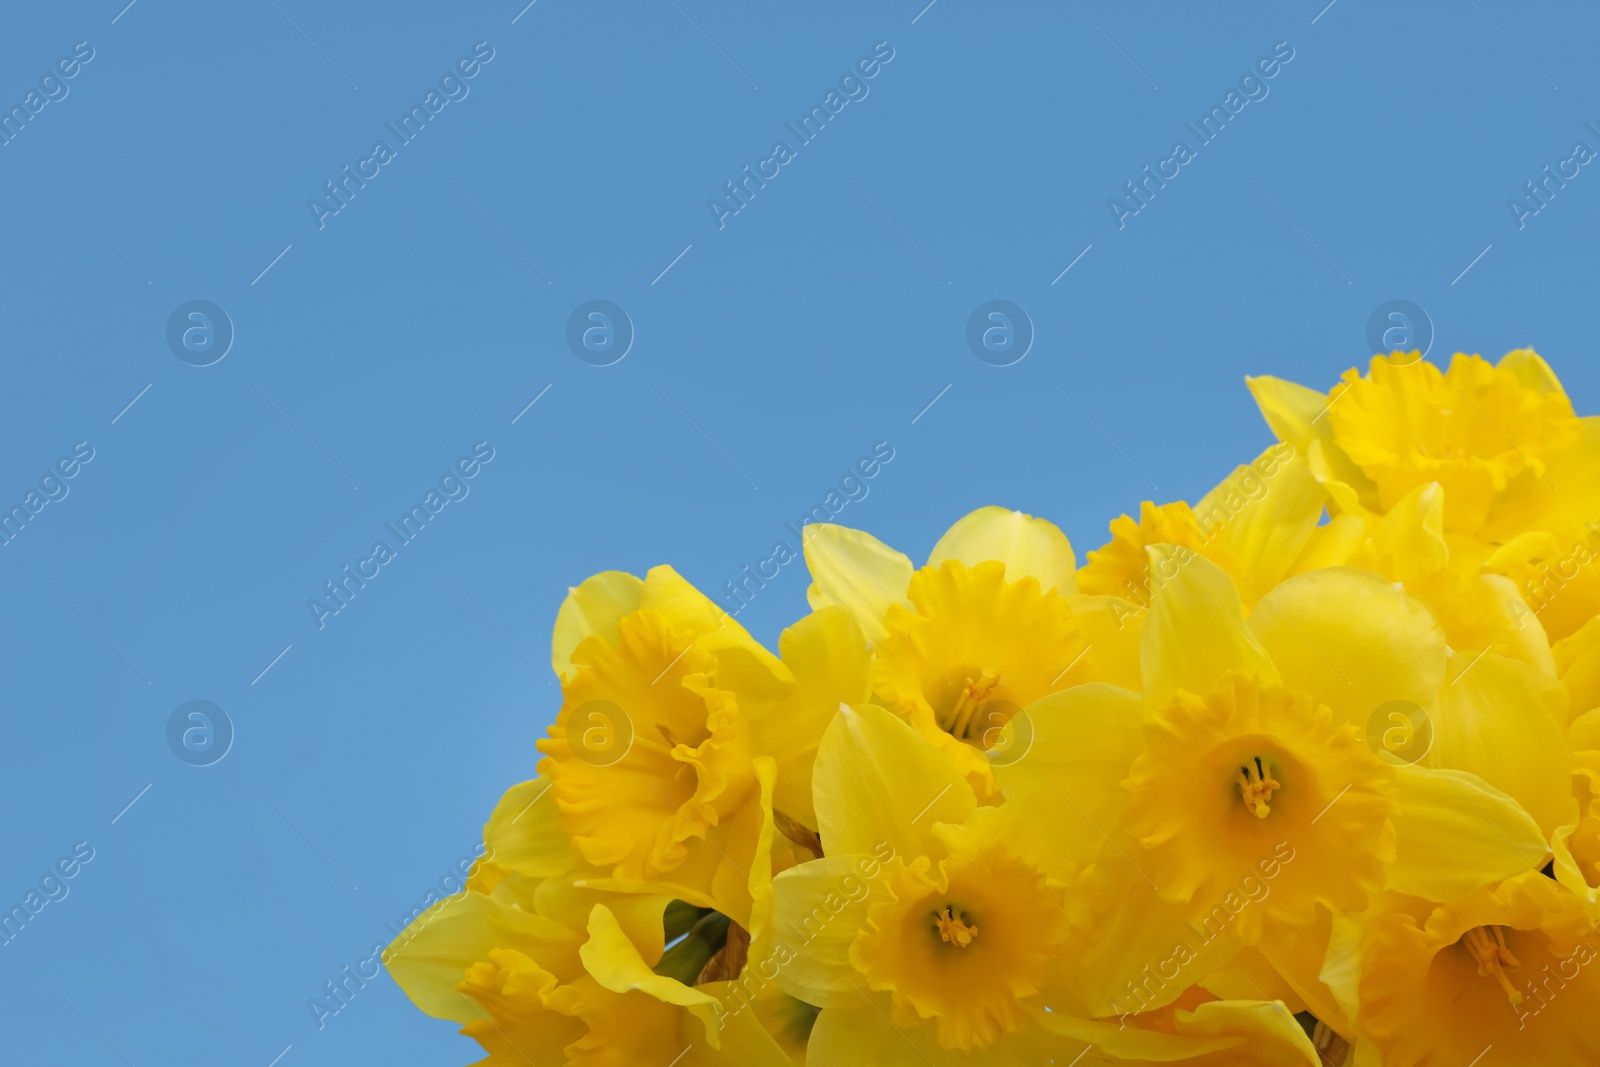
{"left": 388, "top": 349, "right": 1600, "bottom": 1066}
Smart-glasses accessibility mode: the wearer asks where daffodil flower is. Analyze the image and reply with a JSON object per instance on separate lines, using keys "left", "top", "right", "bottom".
{"left": 1250, "top": 349, "right": 1600, "bottom": 672}
{"left": 996, "top": 549, "right": 1550, "bottom": 1018}
{"left": 1342, "top": 873, "right": 1600, "bottom": 1065}
{"left": 539, "top": 565, "right": 869, "bottom": 928}
{"left": 802, "top": 506, "right": 1141, "bottom": 798}
{"left": 385, "top": 780, "right": 794, "bottom": 1066}
{"left": 1078, "top": 443, "right": 1328, "bottom": 613}
{"left": 769, "top": 700, "right": 1091, "bottom": 1061}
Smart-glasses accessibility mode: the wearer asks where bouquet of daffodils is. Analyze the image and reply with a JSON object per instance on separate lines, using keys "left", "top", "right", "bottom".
{"left": 387, "top": 350, "right": 1600, "bottom": 1066}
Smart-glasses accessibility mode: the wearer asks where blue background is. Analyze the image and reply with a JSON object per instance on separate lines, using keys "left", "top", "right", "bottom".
{"left": 1, "top": 1, "right": 1596, "bottom": 1063}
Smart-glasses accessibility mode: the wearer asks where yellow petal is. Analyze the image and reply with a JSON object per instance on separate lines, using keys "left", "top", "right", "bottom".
{"left": 1247, "top": 567, "right": 1446, "bottom": 730}
{"left": 1485, "top": 416, "right": 1600, "bottom": 539}
{"left": 384, "top": 891, "right": 579, "bottom": 1024}
{"left": 741, "top": 607, "right": 873, "bottom": 828}
{"left": 483, "top": 777, "right": 571, "bottom": 880}
{"left": 1497, "top": 346, "right": 1567, "bottom": 397}
{"left": 770, "top": 854, "right": 894, "bottom": 1009}
{"left": 1141, "top": 547, "right": 1278, "bottom": 709}
{"left": 1069, "top": 857, "right": 1244, "bottom": 1017}
{"left": 1367, "top": 483, "right": 1450, "bottom": 584}
{"left": 813, "top": 703, "right": 976, "bottom": 860}
{"left": 1386, "top": 764, "right": 1547, "bottom": 899}
{"left": 1165, "top": 999, "right": 1324, "bottom": 1066}
{"left": 580, "top": 904, "right": 724, "bottom": 1042}
{"left": 1555, "top": 616, "right": 1600, "bottom": 721}
{"left": 803, "top": 524, "right": 914, "bottom": 643}
{"left": 928, "top": 506, "right": 1077, "bottom": 595}
{"left": 992, "top": 684, "right": 1145, "bottom": 869}
{"left": 1246, "top": 373, "right": 1376, "bottom": 500}
{"left": 690, "top": 981, "right": 810, "bottom": 1067}
{"left": 551, "top": 570, "right": 643, "bottom": 680}
{"left": 1195, "top": 445, "right": 1327, "bottom": 596}
{"left": 1066, "top": 593, "right": 1145, "bottom": 691}
{"left": 1432, "top": 650, "right": 1576, "bottom": 837}
{"left": 641, "top": 564, "right": 786, "bottom": 674}
{"left": 806, "top": 989, "right": 1069, "bottom": 1066}
{"left": 1287, "top": 512, "right": 1364, "bottom": 572}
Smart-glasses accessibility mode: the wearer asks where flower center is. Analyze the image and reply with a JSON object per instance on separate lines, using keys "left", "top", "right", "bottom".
{"left": 935, "top": 906, "right": 979, "bottom": 948}
{"left": 945, "top": 669, "right": 1002, "bottom": 742}
{"left": 1461, "top": 925, "right": 1523, "bottom": 1005}
{"left": 1234, "top": 756, "right": 1280, "bottom": 819}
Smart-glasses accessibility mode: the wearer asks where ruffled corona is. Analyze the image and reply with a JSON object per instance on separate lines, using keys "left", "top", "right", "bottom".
{"left": 1121, "top": 672, "right": 1395, "bottom": 935}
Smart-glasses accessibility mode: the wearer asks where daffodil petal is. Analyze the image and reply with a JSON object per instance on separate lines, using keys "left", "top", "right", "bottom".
{"left": 483, "top": 777, "right": 572, "bottom": 879}
{"left": 1247, "top": 374, "right": 1375, "bottom": 499}
{"left": 1498, "top": 346, "right": 1567, "bottom": 397}
{"left": 927, "top": 506, "right": 1077, "bottom": 595}
{"left": 1555, "top": 616, "right": 1600, "bottom": 722}
{"left": 580, "top": 904, "right": 724, "bottom": 1042}
{"left": 1071, "top": 857, "right": 1244, "bottom": 1017}
{"left": 551, "top": 570, "right": 643, "bottom": 680}
{"left": 1141, "top": 547, "right": 1279, "bottom": 708}
{"left": 384, "top": 891, "right": 579, "bottom": 1025}
{"left": 803, "top": 524, "right": 915, "bottom": 643}
{"left": 741, "top": 607, "right": 873, "bottom": 828}
{"left": 770, "top": 855, "right": 892, "bottom": 1008}
{"left": 1485, "top": 416, "right": 1600, "bottom": 538}
{"left": 1432, "top": 650, "right": 1576, "bottom": 837}
{"left": 1171, "top": 999, "right": 1324, "bottom": 1066}
{"left": 690, "top": 981, "right": 808, "bottom": 1066}
{"left": 641, "top": 564, "right": 786, "bottom": 674}
{"left": 813, "top": 703, "right": 976, "bottom": 860}
{"left": 1196, "top": 445, "right": 1327, "bottom": 594}
{"left": 992, "top": 684, "right": 1145, "bottom": 869}
{"left": 1386, "top": 764, "right": 1547, "bottom": 899}
{"left": 1248, "top": 567, "right": 1445, "bottom": 730}
{"left": 807, "top": 992, "right": 1066, "bottom": 1066}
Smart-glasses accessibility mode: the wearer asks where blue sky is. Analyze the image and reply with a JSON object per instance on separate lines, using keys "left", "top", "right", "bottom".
{"left": 1, "top": 1, "right": 1596, "bottom": 1063}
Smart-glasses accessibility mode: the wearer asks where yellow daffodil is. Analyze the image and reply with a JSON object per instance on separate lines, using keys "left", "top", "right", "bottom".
{"left": 1249, "top": 349, "right": 1600, "bottom": 667}
{"left": 803, "top": 506, "right": 1140, "bottom": 798}
{"left": 1078, "top": 443, "right": 1327, "bottom": 612}
{"left": 1349, "top": 874, "right": 1600, "bottom": 1066}
{"left": 769, "top": 701, "right": 1087, "bottom": 1062}
{"left": 1037, "top": 986, "right": 1327, "bottom": 1066}
{"left": 385, "top": 346, "right": 1600, "bottom": 1066}
{"left": 996, "top": 549, "right": 1549, "bottom": 1018}
{"left": 538, "top": 565, "right": 869, "bottom": 927}
{"left": 385, "top": 780, "right": 793, "bottom": 1066}
{"left": 1552, "top": 706, "right": 1600, "bottom": 903}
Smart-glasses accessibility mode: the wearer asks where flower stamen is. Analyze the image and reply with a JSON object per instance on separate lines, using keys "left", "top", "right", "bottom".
{"left": 935, "top": 906, "right": 978, "bottom": 948}
{"left": 1462, "top": 925, "right": 1524, "bottom": 1006}
{"left": 947, "top": 670, "right": 1001, "bottom": 742}
{"left": 1235, "top": 756, "right": 1281, "bottom": 819}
